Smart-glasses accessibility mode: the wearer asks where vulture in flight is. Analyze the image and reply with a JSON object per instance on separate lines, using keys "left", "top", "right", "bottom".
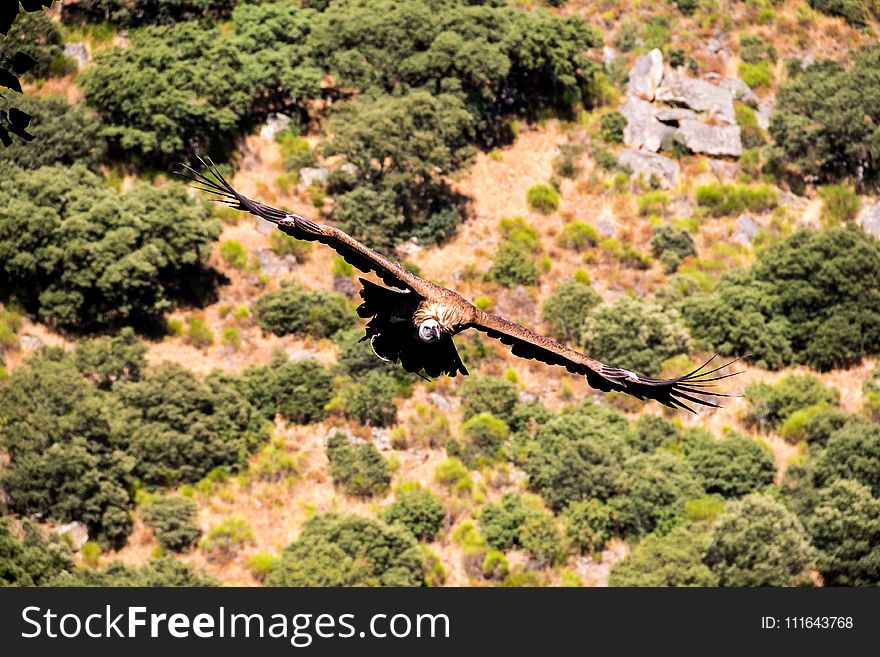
{"left": 181, "top": 161, "right": 739, "bottom": 413}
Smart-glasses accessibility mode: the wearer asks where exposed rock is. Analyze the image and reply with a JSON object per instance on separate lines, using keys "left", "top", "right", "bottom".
{"left": 596, "top": 217, "right": 617, "bottom": 238}
{"left": 257, "top": 248, "right": 296, "bottom": 275}
{"left": 626, "top": 48, "right": 664, "bottom": 101}
{"left": 333, "top": 275, "right": 359, "bottom": 298}
{"left": 706, "top": 38, "right": 724, "bottom": 55}
{"left": 602, "top": 46, "right": 617, "bottom": 65}
{"left": 718, "top": 77, "right": 759, "bottom": 106}
{"left": 339, "top": 162, "right": 358, "bottom": 176}
{"left": 756, "top": 102, "right": 773, "bottom": 131}
{"left": 254, "top": 216, "right": 276, "bottom": 236}
{"left": 620, "top": 96, "right": 674, "bottom": 153}
{"left": 63, "top": 43, "right": 89, "bottom": 68}
{"left": 616, "top": 149, "right": 680, "bottom": 189}
{"left": 655, "top": 73, "right": 736, "bottom": 125}
{"left": 667, "top": 196, "right": 695, "bottom": 217}
{"left": 428, "top": 392, "right": 455, "bottom": 411}
{"left": 677, "top": 118, "right": 742, "bottom": 157}
{"left": 708, "top": 158, "right": 739, "bottom": 181}
{"left": 259, "top": 113, "right": 291, "bottom": 140}
{"left": 299, "top": 167, "right": 329, "bottom": 188}
{"left": 733, "top": 214, "right": 761, "bottom": 246}
{"left": 371, "top": 427, "right": 392, "bottom": 450}
{"left": 654, "top": 107, "right": 697, "bottom": 124}
{"left": 20, "top": 334, "right": 44, "bottom": 351}
{"left": 859, "top": 203, "right": 880, "bottom": 239}
{"left": 56, "top": 522, "right": 89, "bottom": 551}
{"left": 397, "top": 237, "right": 423, "bottom": 256}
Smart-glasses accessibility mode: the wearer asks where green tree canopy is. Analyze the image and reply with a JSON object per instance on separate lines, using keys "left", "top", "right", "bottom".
{"left": 609, "top": 525, "right": 718, "bottom": 587}
{"left": 687, "top": 433, "right": 776, "bottom": 498}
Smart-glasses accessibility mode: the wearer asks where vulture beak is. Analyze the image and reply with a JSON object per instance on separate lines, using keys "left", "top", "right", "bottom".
{"left": 430, "top": 324, "right": 442, "bottom": 341}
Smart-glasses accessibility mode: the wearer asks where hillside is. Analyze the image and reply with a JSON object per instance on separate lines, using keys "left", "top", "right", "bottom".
{"left": 2, "top": 0, "right": 880, "bottom": 588}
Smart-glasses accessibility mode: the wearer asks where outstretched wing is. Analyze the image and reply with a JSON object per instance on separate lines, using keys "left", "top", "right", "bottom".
{"left": 469, "top": 311, "right": 740, "bottom": 413}
{"left": 179, "top": 159, "right": 436, "bottom": 297}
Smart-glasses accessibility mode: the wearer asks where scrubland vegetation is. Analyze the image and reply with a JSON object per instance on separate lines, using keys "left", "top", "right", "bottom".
{"left": 2, "top": 0, "right": 880, "bottom": 588}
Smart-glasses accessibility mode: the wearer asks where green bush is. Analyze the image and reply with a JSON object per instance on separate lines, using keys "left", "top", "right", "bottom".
{"left": 818, "top": 184, "right": 860, "bottom": 226}
{"left": 0, "top": 165, "right": 219, "bottom": 329}
{"left": 0, "top": 11, "right": 63, "bottom": 80}
{"left": 276, "top": 129, "right": 317, "bottom": 172}
{"left": 740, "top": 35, "right": 777, "bottom": 64}
{"left": 694, "top": 182, "right": 777, "bottom": 216}
{"left": 609, "top": 525, "right": 718, "bottom": 587}
{"left": 499, "top": 216, "right": 541, "bottom": 253}
{"left": 557, "top": 221, "right": 599, "bottom": 251}
{"left": 581, "top": 297, "right": 691, "bottom": 377}
{"left": 813, "top": 422, "right": 880, "bottom": 496}
{"left": 599, "top": 112, "right": 626, "bottom": 144}
{"left": 687, "top": 434, "right": 776, "bottom": 498}
{"left": 200, "top": 517, "right": 254, "bottom": 560}
{"left": 478, "top": 494, "right": 540, "bottom": 551}
{"left": 738, "top": 61, "right": 773, "bottom": 89}
{"left": 382, "top": 483, "right": 445, "bottom": 541}
{"left": 49, "top": 555, "right": 218, "bottom": 586}
{"left": 265, "top": 512, "right": 424, "bottom": 586}
{"left": 638, "top": 191, "right": 670, "bottom": 217}
{"left": 326, "top": 432, "right": 391, "bottom": 498}
{"left": 74, "top": 328, "right": 147, "bottom": 389}
{"left": 0, "top": 518, "right": 75, "bottom": 587}
{"left": 488, "top": 242, "right": 540, "bottom": 287}
{"left": 561, "top": 499, "right": 612, "bottom": 554}
{"left": 745, "top": 374, "right": 840, "bottom": 430}
{"left": 237, "top": 353, "right": 333, "bottom": 424}
{"left": 519, "top": 514, "right": 565, "bottom": 565}
{"left": 704, "top": 494, "right": 814, "bottom": 586}
{"left": 185, "top": 316, "right": 214, "bottom": 348}
{"left": 459, "top": 412, "right": 509, "bottom": 461}
{"left": 651, "top": 226, "right": 696, "bottom": 272}
{"left": 63, "top": 0, "right": 238, "bottom": 26}
{"left": 526, "top": 184, "right": 560, "bottom": 214}
{"left": 338, "top": 371, "right": 399, "bottom": 427}
{"left": 553, "top": 142, "right": 585, "bottom": 178}
{"left": 633, "top": 415, "right": 679, "bottom": 452}
{"left": 142, "top": 496, "right": 201, "bottom": 553}
{"left": 541, "top": 278, "right": 602, "bottom": 344}
{"left": 220, "top": 240, "right": 248, "bottom": 269}
{"left": 459, "top": 376, "right": 519, "bottom": 423}
{"left": 808, "top": 0, "right": 874, "bottom": 25}
{"left": 269, "top": 231, "right": 312, "bottom": 261}
{"left": 254, "top": 282, "right": 355, "bottom": 338}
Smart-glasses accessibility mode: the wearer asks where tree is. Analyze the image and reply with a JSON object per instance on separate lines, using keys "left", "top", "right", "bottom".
{"left": 805, "top": 479, "right": 880, "bottom": 586}
{"left": 687, "top": 433, "right": 776, "bottom": 498}
{"left": 459, "top": 376, "right": 519, "bottom": 423}
{"left": 703, "top": 494, "right": 814, "bottom": 587}
{"left": 0, "top": 518, "right": 75, "bottom": 587}
{"left": 632, "top": 414, "right": 679, "bottom": 453}
{"left": 62, "top": 0, "right": 238, "bottom": 26}
{"left": 338, "top": 371, "right": 399, "bottom": 427}
{"left": 459, "top": 412, "right": 509, "bottom": 462}
{"left": 0, "top": 165, "right": 219, "bottom": 329}
{"left": 769, "top": 45, "right": 880, "bottom": 186}
{"left": 0, "top": 96, "right": 105, "bottom": 169}
{"left": 807, "top": 0, "right": 875, "bottom": 26}
{"left": 541, "top": 279, "right": 601, "bottom": 344}
{"left": 519, "top": 514, "right": 565, "bottom": 566}
{"left": 237, "top": 353, "right": 334, "bottom": 424}
{"left": 74, "top": 328, "right": 147, "bottom": 390}
{"left": 326, "top": 432, "right": 391, "bottom": 498}
{"left": 478, "top": 494, "right": 540, "bottom": 551}
{"left": 142, "top": 496, "right": 201, "bottom": 553}
{"left": 814, "top": 421, "right": 880, "bottom": 496}
{"left": 581, "top": 297, "right": 691, "bottom": 377}
{"left": 561, "top": 499, "right": 612, "bottom": 554}
{"left": 382, "top": 483, "right": 445, "bottom": 541}
{"left": 488, "top": 241, "right": 539, "bottom": 287}
{"left": 0, "top": 10, "right": 63, "bottom": 80}
{"left": 609, "top": 525, "right": 718, "bottom": 587}
{"left": 650, "top": 225, "right": 696, "bottom": 273}
{"left": 745, "top": 374, "right": 840, "bottom": 430}
{"left": 49, "top": 556, "right": 218, "bottom": 586}
{"left": 118, "top": 363, "right": 268, "bottom": 487}
{"left": 265, "top": 512, "right": 424, "bottom": 587}
{"left": 254, "top": 282, "right": 355, "bottom": 339}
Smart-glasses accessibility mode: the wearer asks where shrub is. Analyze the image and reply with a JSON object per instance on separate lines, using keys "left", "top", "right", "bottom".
{"left": 221, "top": 326, "right": 241, "bottom": 351}
{"left": 808, "top": 0, "right": 873, "bottom": 25}
{"left": 553, "top": 142, "right": 585, "bottom": 178}
{"left": 738, "top": 61, "right": 773, "bottom": 89}
{"left": 694, "top": 182, "right": 777, "bottom": 216}
{"left": 74, "top": 328, "right": 147, "bottom": 390}
{"left": 254, "top": 282, "right": 355, "bottom": 338}
{"left": 63, "top": 0, "right": 238, "bottom": 26}
{"left": 338, "top": 371, "right": 398, "bottom": 426}
{"left": 745, "top": 374, "right": 840, "bottom": 430}
{"left": 638, "top": 191, "right": 670, "bottom": 217}
{"left": 581, "top": 297, "right": 691, "bottom": 377}
{"left": 633, "top": 415, "right": 679, "bottom": 452}
{"left": 704, "top": 494, "right": 814, "bottom": 586}
{"left": 276, "top": 129, "right": 317, "bottom": 171}
{"left": 526, "top": 184, "right": 560, "bottom": 214}
{"left": 0, "top": 10, "right": 63, "bottom": 79}
{"left": 813, "top": 422, "right": 880, "bottom": 496}
{"left": 459, "top": 376, "right": 518, "bottom": 423}
{"left": 459, "top": 412, "right": 509, "bottom": 462}
{"left": 740, "top": 35, "right": 777, "bottom": 64}
{"left": 220, "top": 240, "right": 248, "bottom": 269}
{"left": 557, "top": 221, "right": 599, "bottom": 252}
{"left": 265, "top": 512, "right": 424, "bottom": 586}
{"left": 779, "top": 402, "right": 836, "bottom": 442}
{"left": 200, "top": 517, "right": 255, "bottom": 560}
{"left": 142, "top": 496, "right": 201, "bottom": 552}
{"left": 805, "top": 479, "right": 880, "bottom": 586}
{"left": 433, "top": 458, "right": 472, "bottom": 494}
{"left": 651, "top": 226, "right": 696, "bottom": 272}
{"left": 49, "top": 555, "right": 218, "bottom": 586}
{"left": 478, "top": 494, "right": 540, "bottom": 551}
{"left": 326, "top": 432, "right": 391, "bottom": 498}
{"left": 687, "top": 434, "right": 776, "bottom": 498}
{"left": 269, "top": 231, "right": 312, "bottom": 261}
{"left": 185, "top": 317, "right": 214, "bottom": 348}
{"left": 247, "top": 551, "right": 276, "bottom": 582}
{"left": 382, "top": 483, "right": 445, "bottom": 541}
{"left": 599, "top": 111, "right": 626, "bottom": 144}
{"left": 0, "top": 165, "right": 219, "bottom": 329}
{"left": 488, "top": 242, "right": 539, "bottom": 287}
{"left": 499, "top": 216, "right": 541, "bottom": 253}
{"left": 541, "top": 279, "right": 602, "bottom": 344}
{"left": 609, "top": 525, "right": 718, "bottom": 586}
{"left": 0, "top": 518, "right": 75, "bottom": 587}
{"left": 519, "top": 515, "right": 565, "bottom": 566}
{"left": 237, "top": 353, "right": 333, "bottom": 423}
{"left": 562, "top": 499, "right": 612, "bottom": 554}
{"left": 818, "top": 185, "right": 860, "bottom": 226}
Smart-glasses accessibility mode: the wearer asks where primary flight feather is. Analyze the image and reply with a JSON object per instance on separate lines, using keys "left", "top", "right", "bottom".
{"left": 181, "top": 160, "right": 740, "bottom": 413}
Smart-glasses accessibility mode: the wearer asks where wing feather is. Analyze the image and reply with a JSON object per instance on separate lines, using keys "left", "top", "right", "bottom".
{"left": 470, "top": 311, "right": 740, "bottom": 412}
{"left": 180, "top": 160, "right": 436, "bottom": 297}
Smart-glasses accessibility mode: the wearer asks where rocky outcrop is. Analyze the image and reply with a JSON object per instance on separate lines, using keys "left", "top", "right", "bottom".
{"left": 56, "top": 521, "right": 89, "bottom": 551}
{"left": 655, "top": 72, "right": 736, "bottom": 125}
{"left": 299, "top": 167, "right": 329, "bottom": 188}
{"left": 627, "top": 49, "right": 664, "bottom": 101}
{"left": 859, "top": 203, "right": 880, "bottom": 239}
{"left": 677, "top": 118, "right": 742, "bottom": 157}
{"left": 259, "top": 113, "right": 291, "bottom": 140}
{"left": 733, "top": 214, "right": 761, "bottom": 246}
{"left": 63, "top": 43, "right": 89, "bottom": 69}
{"left": 620, "top": 96, "right": 674, "bottom": 153}
{"left": 616, "top": 149, "right": 680, "bottom": 189}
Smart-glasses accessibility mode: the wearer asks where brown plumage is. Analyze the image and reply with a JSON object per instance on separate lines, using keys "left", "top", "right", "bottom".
{"left": 181, "top": 160, "right": 740, "bottom": 412}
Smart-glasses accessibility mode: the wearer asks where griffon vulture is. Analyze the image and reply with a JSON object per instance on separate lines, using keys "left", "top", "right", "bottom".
{"left": 181, "top": 161, "right": 739, "bottom": 413}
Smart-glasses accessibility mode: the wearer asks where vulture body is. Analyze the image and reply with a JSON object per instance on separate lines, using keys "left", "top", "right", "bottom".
{"left": 182, "top": 162, "right": 739, "bottom": 413}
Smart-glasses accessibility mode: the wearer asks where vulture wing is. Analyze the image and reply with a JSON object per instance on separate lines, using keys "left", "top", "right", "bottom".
{"left": 470, "top": 311, "right": 741, "bottom": 413}
{"left": 180, "top": 160, "right": 437, "bottom": 297}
